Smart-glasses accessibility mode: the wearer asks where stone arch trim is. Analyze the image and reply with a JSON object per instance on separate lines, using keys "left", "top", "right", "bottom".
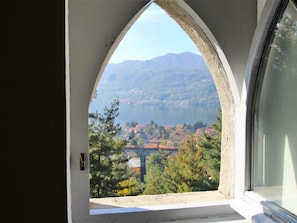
{"left": 155, "top": 0, "right": 236, "bottom": 198}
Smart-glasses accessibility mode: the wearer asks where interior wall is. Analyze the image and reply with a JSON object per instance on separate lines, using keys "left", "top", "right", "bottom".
{"left": 258, "top": 0, "right": 268, "bottom": 21}
{"left": 185, "top": 0, "right": 257, "bottom": 97}
{"left": 68, "top": 0, "right": 150, "bottom": 220}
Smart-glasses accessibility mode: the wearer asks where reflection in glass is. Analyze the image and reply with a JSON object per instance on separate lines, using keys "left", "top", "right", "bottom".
{"left": 252, "top": 0, "right": 297, "bottom": 216}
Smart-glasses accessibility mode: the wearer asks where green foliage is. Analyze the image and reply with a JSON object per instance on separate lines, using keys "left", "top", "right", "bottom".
{"left": 162, "top": 134, "right": 212, "bottom": 192}
{"left": 183, "top": 121, "right": 207, "bottom": 132}
{"left": 129, "top": 130, "right": 135, "bottom": 140}
{"left": 89, "top": 99, "right": 222, "bottom": 197}
{"left": 126, "top": 121, "right": 138, "bottom": 127}
{"left": 157, "top": 126, "right": 169, "bottom": 139}
{"left": 197, "top": 109, "right": 221, "bottom": 188}
{"left": 89, "top": 98, "right": 130, "bottom": 198}
{"left": 143, "top": 151, "right": 169, "bottom": 194}
{"left": 117, "top": 176, "right": 145, "bottom": 196}
{"left": 143, "top": 109, "right": 222, "bottom": 194}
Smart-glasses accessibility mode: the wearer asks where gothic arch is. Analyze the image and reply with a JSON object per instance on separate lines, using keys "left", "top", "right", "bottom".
{"left": 91, "top": 0, "right": 237, "bottom": 198}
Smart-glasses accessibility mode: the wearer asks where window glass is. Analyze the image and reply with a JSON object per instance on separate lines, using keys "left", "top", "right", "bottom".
{"left": 252, "top": 0, "right": 297, "bottom": 216}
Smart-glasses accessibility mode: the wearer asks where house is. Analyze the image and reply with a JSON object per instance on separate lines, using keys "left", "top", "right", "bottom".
{"left": 3, "top": 0, "right": 296, "bottom": 222}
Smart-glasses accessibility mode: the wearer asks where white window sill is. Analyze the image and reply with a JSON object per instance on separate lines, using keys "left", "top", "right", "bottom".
{"left": 90, "top": 199, "right": 234, "bottom": 215}
{"left": 90, "top": 191, "right": 226, "bottom": 209}
{"left": 88, "top": 191, "right": 247, "bottom": 223}
{"left": 231, "top": 191, "right": 265, "bottom": 220}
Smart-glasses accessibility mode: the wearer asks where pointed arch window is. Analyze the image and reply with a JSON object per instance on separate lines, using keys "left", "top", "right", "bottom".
{"left": 88, "top": 2, "right": 222, "bottom": 210}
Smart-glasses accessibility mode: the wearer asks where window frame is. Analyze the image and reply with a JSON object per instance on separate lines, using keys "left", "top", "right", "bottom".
{"left": 245, "top": 0, "right": 297, "bottom": 222}
{"left": 83, "top": 1, "right": 235, "bottom": 220}
{"left": 65, "top": 0, "right": 239, "bottom": 219}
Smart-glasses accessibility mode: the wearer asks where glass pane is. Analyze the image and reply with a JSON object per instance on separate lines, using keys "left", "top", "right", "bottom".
{"left": 252, "top": 1, "right": 297, "bottom": 216}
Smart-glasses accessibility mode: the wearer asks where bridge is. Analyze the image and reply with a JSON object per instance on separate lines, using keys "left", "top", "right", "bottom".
{"left": 123, "top": 145, "right": 178, "bottom": 182}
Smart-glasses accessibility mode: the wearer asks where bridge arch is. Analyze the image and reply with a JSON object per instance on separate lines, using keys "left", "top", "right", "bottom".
{"left": 124, "top": 146, "right": 178, "bottom": 182}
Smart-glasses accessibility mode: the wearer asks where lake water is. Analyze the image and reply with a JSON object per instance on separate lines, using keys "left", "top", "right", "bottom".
{"left": 89, "top": 102, "right": 220, "bottom": 126}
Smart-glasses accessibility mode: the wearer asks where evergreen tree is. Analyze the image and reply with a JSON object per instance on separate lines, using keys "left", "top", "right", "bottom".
{"left": 197, "top": 109, "right": 221, "bottom": 189}
{"left": 89, "top": 98, "right": 129, "bottom": 198}
{"left": 162, "top": 134, "right": 209, "bottom": 192}
{"left": 143, "top": 151, "right": 169, "bottom": 194}
{"left": 116, "top": 175, "right": 145, "bottom": 196}
{"left": 144, "top": 109, "right": 222, "bottom": 194}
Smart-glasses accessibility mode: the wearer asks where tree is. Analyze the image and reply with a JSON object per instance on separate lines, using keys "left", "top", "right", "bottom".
{"left": 162, "top": 134, "right": 210, "bottom": 193}
{"left": 89, "top": 98, "right": 129, "bottom": 198}
{"left": 197, "top": 109, "right": 221, "bottom": 189}
{"left": 129, "top": 130, "right": 135, "bottom": 140}
{"left": 143, "top": 151, "right": 169, "bottom": 194}
{"left": 116, "top": 176, "right": 145, "bottom": 196}
{"left": 193, "top": 121, "right": 207, "bottom": 131}
{"left": 143, "top": 109, "right": 222, "bottom": 194}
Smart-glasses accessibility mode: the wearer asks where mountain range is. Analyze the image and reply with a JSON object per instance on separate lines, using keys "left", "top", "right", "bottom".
{"left": 91, "top": 52, "right": 220, "bottom": 109}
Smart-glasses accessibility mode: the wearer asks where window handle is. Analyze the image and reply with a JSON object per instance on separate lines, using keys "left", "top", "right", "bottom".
{"left": 80, "top": 153, "right": 86, "bottom": 170}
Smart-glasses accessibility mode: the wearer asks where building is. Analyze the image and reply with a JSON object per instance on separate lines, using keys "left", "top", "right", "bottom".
{"left": 3, "top": 0, "right": 296, "bottom": 223}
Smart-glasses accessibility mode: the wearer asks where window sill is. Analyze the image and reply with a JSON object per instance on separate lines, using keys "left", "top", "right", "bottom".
{"left": 89, "top": 191, "right": 246, "bottom": 223}
{"left": 231, "top": 191, "right": 297, "bottom": 223}
{"left": 231, "top": 191, "right": 265, "bottom": 220}
{"left": 90, "top": 190, "right": 226, "bottom": 210}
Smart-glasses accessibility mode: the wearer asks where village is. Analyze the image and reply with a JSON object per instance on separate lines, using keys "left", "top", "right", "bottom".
{"left": 121, "top": 121, "right": 218, "bottom": 149}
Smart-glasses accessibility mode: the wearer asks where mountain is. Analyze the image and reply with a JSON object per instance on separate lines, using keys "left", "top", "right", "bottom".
{"left": 91, "top": 52, "right": 220, "bottom": 109}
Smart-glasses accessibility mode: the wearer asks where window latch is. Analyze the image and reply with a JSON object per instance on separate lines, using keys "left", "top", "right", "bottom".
{"left": 80, "top": 153, "right": 86, "bottom": 170}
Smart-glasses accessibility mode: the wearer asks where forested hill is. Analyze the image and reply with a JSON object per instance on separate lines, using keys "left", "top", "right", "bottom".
{"left": 93, "top": 52, "right": 220, "bottom": 108}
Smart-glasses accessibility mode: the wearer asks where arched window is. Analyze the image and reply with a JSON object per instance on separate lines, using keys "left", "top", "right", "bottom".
{"left": 88, "top": 3, "right": 222, "bottom": 208}
{"left": 66, "top": 0, "right": 251, "bottom": 222}
{"left": 248, "top": 0, "right": 297, "bottom": 221}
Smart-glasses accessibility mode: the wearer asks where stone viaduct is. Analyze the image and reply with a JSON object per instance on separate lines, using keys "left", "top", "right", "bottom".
{"left": 124, "top": 145, "right": 178, "bottom": 181}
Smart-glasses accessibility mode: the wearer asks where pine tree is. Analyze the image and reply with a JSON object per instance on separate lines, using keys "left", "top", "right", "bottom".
{"left": 89, "top": 98, "right": 129, "bottom": 198}
{"left": 143, "top": 151, "right": 169, "bottom": 194}
{"left": 151, "top": 109, "right": 222, "bottom": 193}
{"left": 197, "top": 109, "right": 221, "bottom": 189}
{"left": 116, "top": 176, "right": 145, "bottom": 196}
{"left": 162, "top": 134, "right": 208, "bottom": 192}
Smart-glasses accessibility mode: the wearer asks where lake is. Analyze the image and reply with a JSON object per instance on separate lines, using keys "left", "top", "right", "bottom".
{"left": 89, "top": 101, "right": 220, "bottom": 127}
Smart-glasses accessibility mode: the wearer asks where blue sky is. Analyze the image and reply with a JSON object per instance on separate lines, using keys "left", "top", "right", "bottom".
{"left": 109, "top": 3, "right": 200, "bottom": 64}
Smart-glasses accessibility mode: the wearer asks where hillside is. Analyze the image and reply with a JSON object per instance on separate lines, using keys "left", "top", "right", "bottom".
{"left": 92, "top": 52, "right": 220, "bottom": 108}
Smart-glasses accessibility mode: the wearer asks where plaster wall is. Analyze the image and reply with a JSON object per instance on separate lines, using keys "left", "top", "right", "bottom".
{"left": 68, "top": 0, "right": 149, "bottom": 219}
{"left": 258, "top": 0, "right": 268, "bottom": 21}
